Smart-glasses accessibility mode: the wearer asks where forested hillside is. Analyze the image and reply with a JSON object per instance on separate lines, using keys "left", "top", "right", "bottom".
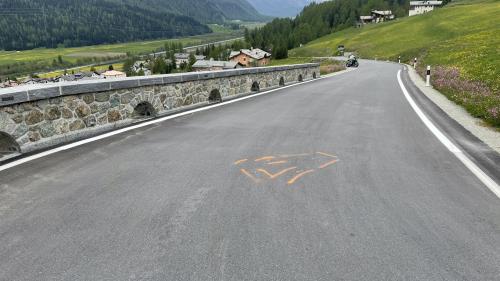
{"left": 0, "top": 0, "right": 210, "bottom": 50}
{"left": 0, "top": 0, "right": 264, "bottom": 51}
{"left": 245, "top": 0, "right": 410, "bottom": 57}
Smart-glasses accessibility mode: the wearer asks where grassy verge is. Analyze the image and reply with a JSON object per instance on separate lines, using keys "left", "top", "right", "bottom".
{"left": 418, "top": 65, "right": 500, "bottom": 127}
{"left": 269, "top": 57, "right": 346, "bottom": 75}
{"left": 290, "top": 0, "right": 499, "bottom": 127}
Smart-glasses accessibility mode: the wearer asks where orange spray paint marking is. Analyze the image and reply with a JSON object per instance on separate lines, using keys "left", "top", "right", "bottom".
{"left": 255, "top": 156, "right": 275, "bottom": 162}
{"left": 316, "top": 151, "right": 337, "bottom": 158}
{"left": 287, "top": 169, "right": 315, "bottom": 185}
{"left": 257, "top": 167, "right": 297, "bottom": 179}
{"left": 278, "top": 153, "right": 311, "bottom": 158}
{"left": 319, "top": 159, "right": 339, "bottom": 169}
{"left": 240, "top": 169, "right": 260, "bottom": 183}
{"left": 267, "top": 160, "right": 288, "bottom": 165}
{"left": 234, "top": 159, "right": 248, "bottom": 165}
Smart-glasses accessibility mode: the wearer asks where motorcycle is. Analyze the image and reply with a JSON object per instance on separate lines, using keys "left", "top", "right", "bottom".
{"left": 346, "top": 58, "right": 359, "bottom": 67}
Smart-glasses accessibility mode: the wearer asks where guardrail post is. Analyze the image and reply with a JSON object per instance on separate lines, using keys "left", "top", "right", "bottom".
{"left": 426, "top": 65, "right": 431, "bottom": 87}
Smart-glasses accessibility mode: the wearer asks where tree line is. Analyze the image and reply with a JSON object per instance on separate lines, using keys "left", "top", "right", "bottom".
{"left": 195, "top": 40, "right": 250, "bottom": 61}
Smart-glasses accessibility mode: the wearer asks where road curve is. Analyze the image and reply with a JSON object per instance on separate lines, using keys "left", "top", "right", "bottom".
{"left": 1, "top": 60, "right": 499, "bottom": 281}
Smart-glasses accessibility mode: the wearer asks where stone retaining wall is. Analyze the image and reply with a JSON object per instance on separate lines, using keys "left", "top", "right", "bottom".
{"left": 0, "top": 64, "right": 319, "bottom": 156}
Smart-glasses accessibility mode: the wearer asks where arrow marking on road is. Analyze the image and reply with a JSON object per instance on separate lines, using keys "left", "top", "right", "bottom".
{"left": 257, "top": 167, "right": 297, "bottom": 179}
{"left": 235, "top": 152, "right": 339, "bottom": 186}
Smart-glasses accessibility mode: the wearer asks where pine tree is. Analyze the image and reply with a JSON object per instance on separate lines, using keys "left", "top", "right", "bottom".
{"left": 122, "top": 58, "right": 135, "bottom": 76}
{"left": 188, "top": 53, "right": 197, "bottom": 71}
{"left": 165, "top": 43, "right": 171, "bottom": 56}
{"left": 170, "top": 53, "right": 177, "bottom": 70}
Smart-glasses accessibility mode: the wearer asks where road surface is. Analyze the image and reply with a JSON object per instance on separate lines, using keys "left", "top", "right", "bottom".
{"left": 1, "top": 60, "right": 499, "bottom": 280}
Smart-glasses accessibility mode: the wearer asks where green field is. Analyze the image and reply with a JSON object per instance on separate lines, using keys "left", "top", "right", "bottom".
{"left": 291, "top": 0, "right": 499, "bottom": 126}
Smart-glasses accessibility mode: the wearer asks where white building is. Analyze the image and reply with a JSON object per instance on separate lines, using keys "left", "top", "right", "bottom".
{"left": 409, "top": 1, "right": 443, "bottom": 16}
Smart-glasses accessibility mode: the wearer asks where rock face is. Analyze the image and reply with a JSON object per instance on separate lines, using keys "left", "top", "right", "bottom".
{"left": 0, "top": 64, "right": 319, "bottom": 153}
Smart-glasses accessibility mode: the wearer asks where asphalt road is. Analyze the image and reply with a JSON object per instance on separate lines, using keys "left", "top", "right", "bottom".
{"left": 1, "top": 60, "right": 499, "bottom": 281}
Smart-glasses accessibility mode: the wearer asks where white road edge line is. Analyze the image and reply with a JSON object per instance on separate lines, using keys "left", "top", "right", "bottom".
{"left": 397, "top": 70, "right": 500, "bottom": 199}
{"left": 0, "top": 70, "right": 344, "bottom": 172}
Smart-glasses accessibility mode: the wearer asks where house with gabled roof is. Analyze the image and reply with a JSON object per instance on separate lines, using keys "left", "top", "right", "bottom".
{"left": 229, "top": 48, "right": 271, "bottom": 67}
